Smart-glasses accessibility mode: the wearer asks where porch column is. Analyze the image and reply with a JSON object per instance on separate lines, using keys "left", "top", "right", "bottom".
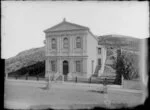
{"left": 83, "top": 58, "right": 87, "bottom": 73}
{"left": 70, "top": 59, "right": 73, "bottom": 73}
{"left": 74, "top": 60, "right": 76, "bottom": 73}
{"left": 60, "top": 58, "right": 62, "bottom": 74}
{"left": 58, "top": 59, "right": 61, "bottom": 73}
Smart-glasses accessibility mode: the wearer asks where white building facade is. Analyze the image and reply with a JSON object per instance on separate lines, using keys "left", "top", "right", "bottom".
{"left": 44, "top": 19, "right": 106, "bottom": 79}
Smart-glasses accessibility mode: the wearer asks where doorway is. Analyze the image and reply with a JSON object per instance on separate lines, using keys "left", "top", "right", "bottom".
{"left": 63, "top": 60, "right": 69, "bottom": 81}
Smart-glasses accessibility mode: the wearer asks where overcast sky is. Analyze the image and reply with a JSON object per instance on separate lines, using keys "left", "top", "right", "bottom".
{"left": 2, "top": 1, "right": 149, "bottom": 59}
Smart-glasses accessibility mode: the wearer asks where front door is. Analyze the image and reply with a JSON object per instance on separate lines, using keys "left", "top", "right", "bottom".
{"left": 63, "top": 61, "right": 69, "bottom": 81}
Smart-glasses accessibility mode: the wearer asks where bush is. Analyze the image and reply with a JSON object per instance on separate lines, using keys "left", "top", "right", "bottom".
{"left": 114, "top": 52, "right": 123, "bottom": 85}
{"left": 114, "top": 50, "right": 139, "bottom": 82}
{"left": 8, "top": 61, "right": 45, "bottom": 77}
{"left": 121, "top": 51, "right": 139, "bottom": 80}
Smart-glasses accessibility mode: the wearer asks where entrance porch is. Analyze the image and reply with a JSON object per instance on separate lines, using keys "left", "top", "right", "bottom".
{"left": 45, "top": 57, "right": 87, "bottom": 79}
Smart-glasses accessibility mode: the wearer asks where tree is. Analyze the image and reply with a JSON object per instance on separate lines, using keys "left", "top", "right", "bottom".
{"left": 114, "top": 49, "right": 122, "bottom": 85}
{"left": 114, "top": 49, "right": 139, "bottom": 84}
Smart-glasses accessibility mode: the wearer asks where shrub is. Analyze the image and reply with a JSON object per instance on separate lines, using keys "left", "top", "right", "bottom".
{"left": 8, "top": 61, "right": 45, "bottom": 77}
{"left": 114, "top": 50, "right": 139, "bottom": 82}
{"left": 121, "top": 51, "right": 139, "bottom": 80}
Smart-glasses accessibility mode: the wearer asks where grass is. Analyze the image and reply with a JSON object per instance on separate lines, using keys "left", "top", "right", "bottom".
{"left": 123, "top": 80, "right": 143, "bottom": 90}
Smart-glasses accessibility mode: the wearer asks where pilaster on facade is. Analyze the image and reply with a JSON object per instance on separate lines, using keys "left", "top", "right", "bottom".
{"left": 83, "top": 58, "right": 87, "bottom": 73}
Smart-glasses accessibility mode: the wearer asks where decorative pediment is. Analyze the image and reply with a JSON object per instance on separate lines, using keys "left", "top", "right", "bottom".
{"left": 44, "top": 19, "right": 89, "bottom": 33}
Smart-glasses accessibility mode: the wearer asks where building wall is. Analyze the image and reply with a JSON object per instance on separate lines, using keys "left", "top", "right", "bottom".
{"left": 45, "top": 30, "right": 88, "bottom": 78}
{"left": 86, "top": 31, "right": 98, "bottom": 78}
{"left": 45, "top": 30, "right": 87, "bottom": 56}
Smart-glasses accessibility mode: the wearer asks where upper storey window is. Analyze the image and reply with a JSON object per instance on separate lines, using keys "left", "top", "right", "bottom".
{"left": 98, "top": 48, "right": 101, "bottom": 54}
{"left": 76, "top": 37, "right": 82, "bottom": 48}
{"left": 63, "top": 38, "right": 69, "bottom": 49}
{"left": 51, "top": 38, "right": 57, "bottom": 49}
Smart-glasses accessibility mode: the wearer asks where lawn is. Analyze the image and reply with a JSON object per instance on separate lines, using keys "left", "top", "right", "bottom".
{"left": 4, "top": 80, "right": 144, "bottom": 109}
{"left": 123, "top": 79, "right": 144, "bottom": 90}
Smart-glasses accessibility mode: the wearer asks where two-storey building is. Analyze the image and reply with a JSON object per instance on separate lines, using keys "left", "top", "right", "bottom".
{"left": 44, "top": 19, "right": 105, "bottom": 79}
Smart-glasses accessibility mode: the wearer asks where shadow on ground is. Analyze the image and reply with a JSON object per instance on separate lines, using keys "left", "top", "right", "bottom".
{"left": 29, "top": 105, "right": 53, "bottom": 110}
{"left": 29, "top": 103, "right": 129, "bottom": 110}
{"left": 29, "top": 104, "right": 106, "bottom": 110}
{"left": 88, "top": 89, "right": 106, "bottom": 94}
{"left": 39, "top": 86, "right": 50, "bottom": 90}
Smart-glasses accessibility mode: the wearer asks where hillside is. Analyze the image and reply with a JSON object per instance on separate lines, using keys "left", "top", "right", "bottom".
{"left": 5, "top": 47, "right": 45, "bottom": 74}
{"left": 98, "top": 34, "right": 141, "bottom": 51}
{"left": 95, "top": 35, "right": 142, "bottom": 78}
{"left": 5, "top": 35, "right": 142, "bottom": 78}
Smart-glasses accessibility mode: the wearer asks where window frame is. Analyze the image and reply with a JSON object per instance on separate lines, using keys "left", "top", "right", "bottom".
{"left": 51, "top": 38, "right": 57, "bottom": 49}
{"left": 51, "top": 60, "right": 56, "bottom": 72}
{"left": 98, "top": 48, "right": 101, "bottom": 54}
{"left": 76, "top": 37, "right": 82, "bottom": 48}
{"left": 63, "top": 37, "right": 69, "bottom": 49}
{"left": 76, "top": 61, "right": 81, "bottom": 72}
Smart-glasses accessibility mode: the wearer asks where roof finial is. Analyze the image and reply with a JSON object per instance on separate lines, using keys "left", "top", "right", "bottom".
{"left": 63, "top": 18, "right": 66, "bottom": 22}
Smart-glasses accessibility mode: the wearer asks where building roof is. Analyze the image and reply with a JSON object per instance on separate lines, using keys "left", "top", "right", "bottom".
{"left": 44, "top": 18, "right": 89, "bottom": 33}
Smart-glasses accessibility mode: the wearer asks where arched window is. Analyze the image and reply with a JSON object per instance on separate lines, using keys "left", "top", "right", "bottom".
{"left": 63, "top": 38, "right": 69, "bottom": 49}
{"left": 76, "top": 37, "right": 81, "bottom": 48}
{"left": 51, "top": 38, "right": 56, "bottom": 49}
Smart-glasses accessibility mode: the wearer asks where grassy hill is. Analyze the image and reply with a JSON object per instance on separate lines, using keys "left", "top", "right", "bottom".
{"left": 5, "top": 47, "right": 45, "bottom": 75}
{"left": 96, "top": 35, "right": 142, "bottom": 79}
{"left": 98, "top": 34, "right": 141, "bottom": 51}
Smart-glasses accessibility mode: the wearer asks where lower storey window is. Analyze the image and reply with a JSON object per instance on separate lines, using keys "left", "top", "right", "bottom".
{"left": 76, "top": 61, "right": 82, "bottom": 72}
{"left": 51, "top": 61, "right": 56, "bottom": 72}
{"left": 98, "top": 59, "right": 101, "bottom": 66}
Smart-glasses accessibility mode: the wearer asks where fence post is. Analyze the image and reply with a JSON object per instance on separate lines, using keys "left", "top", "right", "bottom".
{"left": 122, "top": 75, "right": 124, "bottom": 88}
{"left": 89, "top": 77, "right": 92, "bottom": 83}
{"left": 15, "top": 75, "right": 18, "bottom": 80}
{"left": 103, "top": 78, "right": 107, "bottom": 94}
{"left": 37, "top": 75, "right": 39, "bottom": 81}
{"left": 75, "top": 76, "right": 77, "bottom": 83}
{"left": 26, "top": 74, "right": 28, "bottom": 80}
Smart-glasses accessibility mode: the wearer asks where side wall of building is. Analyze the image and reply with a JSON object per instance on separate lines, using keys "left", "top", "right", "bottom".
{"left": 86, "top": 31, "right": 97, "bottom": 78}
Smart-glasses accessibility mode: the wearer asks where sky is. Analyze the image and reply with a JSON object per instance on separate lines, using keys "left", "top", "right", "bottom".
{"left": 2, "top": 1, "right": 149, "bottom": 59}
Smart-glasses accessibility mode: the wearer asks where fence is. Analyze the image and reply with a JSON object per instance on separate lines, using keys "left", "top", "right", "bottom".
{"left": 67, "top": 76, "right": 116, "bottom": 84}
{"left": 8, "top": 74, "right": 45, "bottom": 81}
{"left": 7, "top": 74, "right": 116, "bottom": 84}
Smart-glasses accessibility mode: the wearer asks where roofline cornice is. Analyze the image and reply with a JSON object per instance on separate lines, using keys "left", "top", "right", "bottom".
{"left": 44, "top": 20, "right": 89, "bottom": 33}
{"left": 44, "top": 28, "right": 89, "bottom": 33}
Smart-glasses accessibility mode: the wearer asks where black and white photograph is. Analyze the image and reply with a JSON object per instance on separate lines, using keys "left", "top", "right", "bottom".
{"left": 2, "top": 1, "right": 148, "bottom": 109}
